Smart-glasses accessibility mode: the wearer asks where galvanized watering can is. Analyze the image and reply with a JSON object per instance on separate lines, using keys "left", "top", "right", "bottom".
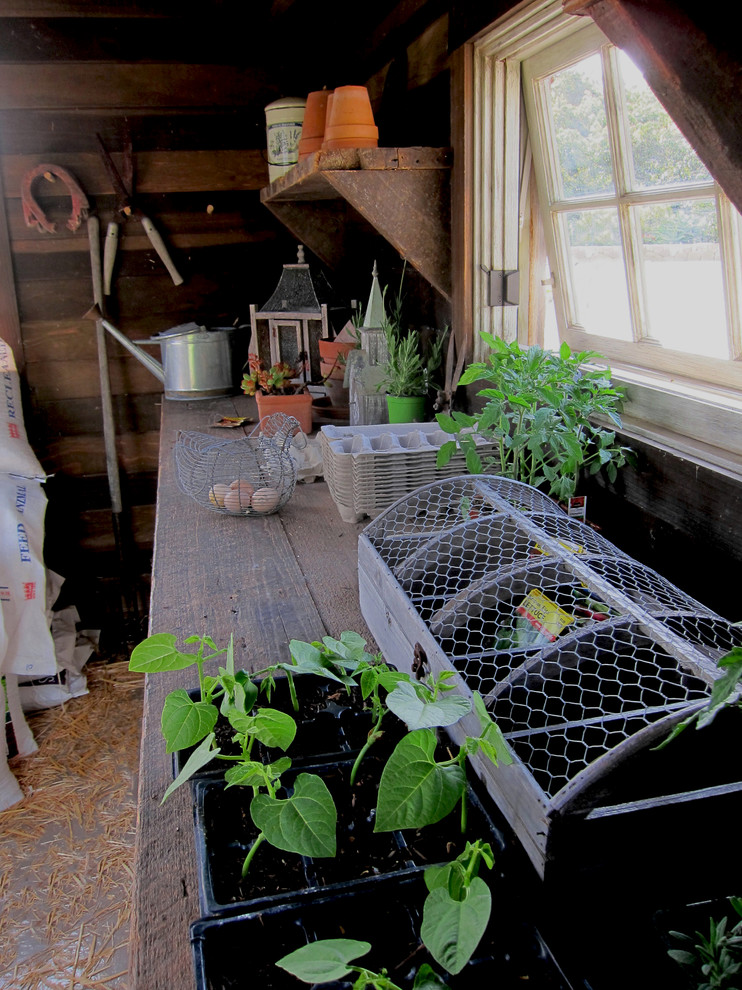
{"left": 101, "top": 318, "right": 236, "bottom": 400}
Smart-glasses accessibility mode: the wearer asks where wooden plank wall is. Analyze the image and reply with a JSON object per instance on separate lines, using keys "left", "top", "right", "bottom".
{"left": 0, "top": 1, "right": 454, "bottom": 645}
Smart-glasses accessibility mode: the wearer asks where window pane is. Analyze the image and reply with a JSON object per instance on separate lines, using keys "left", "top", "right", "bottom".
{"left": 637, "top": 200, "right": 729, "bottom": 357}
{"left": 619, "top": 50, "right": 711, "bottom": 191}
{"left": 548, "top": 53, "right": 615, "bottom": 199}
{"left": 563, "top": 209, "right": 632, "bottom": 338}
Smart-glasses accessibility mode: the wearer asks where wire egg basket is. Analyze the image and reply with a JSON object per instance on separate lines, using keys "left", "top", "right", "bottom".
{"left": 174, "top": 413, "right": 307, "bottom": 517}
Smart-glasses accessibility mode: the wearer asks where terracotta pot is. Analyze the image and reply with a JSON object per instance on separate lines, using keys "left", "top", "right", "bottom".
{"left": 298, "top": 89, "right": 333, "bottom": 159}
{"left": 320, "top": 360, "right": 345, "bottom": 381}
{"left": 255, "top": 391, "right": 313, "bottom": 434}
{"left": 319, "top": 339, "right": 357, "bottom": 380}
{"left": 323, "top": 87, "right": 379, "bottom": 150}
{"left": 324, "top": 122, "right": 379, "bottom": 150}
{"left": 327, "top": 86, "right": 375, "bottom": 128}
{"left": 324, "top": 136, "right": 379, "bottom": 150}
{"left": 318, "top": 338, "right": 357, "bottom": 361}
{"left": 320, "top": 93, "right": 335, "bottom": 150}
{"left": 298, "top": 137, "right": 323, "bottom": 158}
{"left": 324, "top": 124, "right": 379, "bottom": 141}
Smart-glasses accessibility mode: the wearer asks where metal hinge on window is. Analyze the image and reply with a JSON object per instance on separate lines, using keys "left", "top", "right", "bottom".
{"left": 487, "top": 269, "right": 520, "bottom": 307}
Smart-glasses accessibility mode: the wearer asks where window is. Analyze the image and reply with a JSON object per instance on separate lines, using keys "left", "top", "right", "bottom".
{"left": 522, "top": 25, "right": 742, "bottom": 387}
{"left": 472, "top": 0, "right": 742, "bottom": 467}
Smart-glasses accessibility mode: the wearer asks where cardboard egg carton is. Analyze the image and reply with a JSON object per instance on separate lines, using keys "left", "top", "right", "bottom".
{"left": 320, "top": 422, "right": 495, "bottom": 522}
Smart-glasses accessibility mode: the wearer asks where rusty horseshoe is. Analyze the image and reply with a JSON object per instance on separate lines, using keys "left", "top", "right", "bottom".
{"left": 21, "top": 163, "right": 90, "bottom": 234}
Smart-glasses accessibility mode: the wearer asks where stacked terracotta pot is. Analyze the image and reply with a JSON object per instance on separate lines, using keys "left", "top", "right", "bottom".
{"left": 298, "top": 86, "right": 378, "bottom": 159}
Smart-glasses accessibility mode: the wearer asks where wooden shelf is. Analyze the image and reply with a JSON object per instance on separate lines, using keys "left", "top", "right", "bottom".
{"left": 260, "top": 147, "right": 452, "bottom": 301}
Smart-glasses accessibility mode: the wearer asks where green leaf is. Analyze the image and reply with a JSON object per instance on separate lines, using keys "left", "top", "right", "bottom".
{"left": 375, "top": 730, "right": 466, "bottom": 832}
{"left": 471, "top": 693, "right": 513, "bottom": 766}
{"left": 464, "top": 446, "right": 483, "bottom": 475}
{"left": 129, "top": 633, "right": 197, "bottom": 673}
{"left": 228, "top": 707, "right": 297, "bottom": 750}
{"left": 161, "top": 733, "right": 218, "bottom": 803}
{"left": 435, "top": 413, "right": 459, "bottom": 434}
{"left": 424, "top": 861, "right": 451, "bottom": 893}
{"left": 436, "top": 440, "right": 458, "bottom": 468}
{"left": 285, "top": 639, "right": 355, "bottom": 685}
{"left": 337, "top": 630, "right": 370, "bottom": 656}
{"left": 458, "top": 365, "right": 487, "bottom": 387}
{"left": 421, "top": 877, "right": 492, "bottom": 974}
{"left": 668, "top": 949, "right": 699, "bottom": 966}
{"left": 161, "top": 689, "right": 218, "bottom": 753}
{"left": 251, "top": 772, "right": 337, "bottom": 858}
{"left": 276, "top": 939, "right": 371, "bottom": 983}
{"left": 451, "top": 410, "right": 478, "bottom": 428}
{"left": 413, "top": 963, "right": 449, "bottom": 989}
{"left": 288, "top": 639, "right": 324, "bottom": 669}
{"left": 225, "top": 756, "right": 291, "bottom": 788}
{"left": 386, "top": 681, "right": 471, "bottom": 730}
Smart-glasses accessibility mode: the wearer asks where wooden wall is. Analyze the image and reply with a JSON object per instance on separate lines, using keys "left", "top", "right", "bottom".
{"left": 0, "top": 1, "right": 454, "bottom": 647}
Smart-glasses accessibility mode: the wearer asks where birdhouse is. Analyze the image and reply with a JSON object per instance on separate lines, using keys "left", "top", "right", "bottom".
{"left": 249, "top": 245, "right": 334, "bottom": 382}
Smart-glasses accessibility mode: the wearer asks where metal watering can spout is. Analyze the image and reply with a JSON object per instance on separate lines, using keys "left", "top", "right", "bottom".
{"left": 85, "top": 304, "right": 165, "bottom": 382}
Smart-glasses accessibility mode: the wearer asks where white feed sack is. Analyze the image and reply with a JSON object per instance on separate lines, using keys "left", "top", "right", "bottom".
{"left": 18, "top": 594, "right": 95, "bottom": 713}
{"left": 0, "top": 678, "right": 25, "bottom": 811}
{"left": 0, "top": 476, "right": 57, "bottom": 680}
{"left": 0, "top": 337, "right": 46, "bottom": 482}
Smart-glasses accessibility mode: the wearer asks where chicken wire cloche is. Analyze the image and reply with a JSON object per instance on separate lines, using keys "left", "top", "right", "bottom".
{"left": 174, "top": 413, "right": 306, "bottom": 516}
{"left": 358, "top": 474, "right": 742, "bottom": 894}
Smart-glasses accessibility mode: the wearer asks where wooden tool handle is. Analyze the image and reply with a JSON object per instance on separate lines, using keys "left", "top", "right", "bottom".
{"left": 140, "top": 215, "right": 184, "bottom": 286}
{"left": 87, "top": 215, "right": 104, "bottom": 310}
{"left": 103, "top": 221, "right": 119, "bottom": 295}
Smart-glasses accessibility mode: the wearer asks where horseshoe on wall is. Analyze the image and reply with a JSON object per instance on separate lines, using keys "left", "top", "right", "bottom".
{"left": 21, "top": 163, "right": 90, "bottom": 234}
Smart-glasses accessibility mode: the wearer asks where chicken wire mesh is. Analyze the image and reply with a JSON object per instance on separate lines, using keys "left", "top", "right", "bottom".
{"left": 174, "top": 413, "right": 306, "bottom": 516}
{"left": 358, "top": 475, "right": 741, "bottom": 874}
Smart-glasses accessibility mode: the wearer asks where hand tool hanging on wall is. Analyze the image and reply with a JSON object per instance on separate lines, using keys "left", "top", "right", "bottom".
{"left": 86, "top": 215, "right": 144, "bottom": 641}
{"left": 19, "top": 160, "right": 143, "bottom": 641}
{"left": 21, "top": 163, "right": 90, "bottom": 233}
{"left": 95, "top": 133, "right": 184, "bottom": 291}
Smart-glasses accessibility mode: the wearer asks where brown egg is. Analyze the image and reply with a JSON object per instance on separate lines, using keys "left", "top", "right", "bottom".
{"left": 223, "top": 485, "right": 252, "bottom": 513}
{"left": 229, "top": 479, "right": 255, "bottom": 496}
{"left": 208, "top": 483, "right": 231, "bottom": 507}
{"left": 249, "top": 487, "right": 281, "bottom": 513}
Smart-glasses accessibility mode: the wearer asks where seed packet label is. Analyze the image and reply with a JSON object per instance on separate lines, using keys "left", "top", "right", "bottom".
{"left": 567, "top": 495, "right": 587, "bottom": 521}
{"left": 516, "top": 589, "right": 574, "bottom": 643}
{"left": 533, "top": 538, "right": 585, "bottom": 557}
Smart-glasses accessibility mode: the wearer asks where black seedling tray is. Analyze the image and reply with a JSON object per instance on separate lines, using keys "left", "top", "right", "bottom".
{"left": 192, "top": 757, "right": 508, "bottom": 918}
{"left": 190, "top": 871, "right": 581, "bottom": 990}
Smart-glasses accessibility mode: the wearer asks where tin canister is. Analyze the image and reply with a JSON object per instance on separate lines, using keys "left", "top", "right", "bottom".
{"left": 264, "top": 97, "right": 306, "bottom": 183}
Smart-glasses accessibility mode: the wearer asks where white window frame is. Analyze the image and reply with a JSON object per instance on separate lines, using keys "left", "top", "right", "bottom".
{"left": 472, "top": 0, "right": 742, "bottom": 474}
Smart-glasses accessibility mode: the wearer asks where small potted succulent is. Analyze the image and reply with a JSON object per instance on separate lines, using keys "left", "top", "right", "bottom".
{"left": 241, "top": 354, "right": 313, "bottom": 433}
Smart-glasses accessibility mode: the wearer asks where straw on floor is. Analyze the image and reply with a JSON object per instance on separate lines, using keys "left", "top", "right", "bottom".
{"left": 0, "top": 660, "right": 144, "bottom": 990}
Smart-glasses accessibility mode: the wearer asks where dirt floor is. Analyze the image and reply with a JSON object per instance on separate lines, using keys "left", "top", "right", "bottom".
{"left": 0, "top": 660, "right": 144, "bottom": 990}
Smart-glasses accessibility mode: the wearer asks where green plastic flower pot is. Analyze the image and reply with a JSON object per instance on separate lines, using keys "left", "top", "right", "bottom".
{"left": 386, "top": 395, "right": 426, "bottom": 424}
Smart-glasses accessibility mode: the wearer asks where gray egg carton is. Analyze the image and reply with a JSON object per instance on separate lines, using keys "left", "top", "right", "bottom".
{"left": 320, "top": 422, "right": 496, "bottom": 523}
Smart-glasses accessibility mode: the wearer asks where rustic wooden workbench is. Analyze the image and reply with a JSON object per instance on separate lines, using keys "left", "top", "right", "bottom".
{"left": 128, "top": 394, "right": 375, "bottom": 990}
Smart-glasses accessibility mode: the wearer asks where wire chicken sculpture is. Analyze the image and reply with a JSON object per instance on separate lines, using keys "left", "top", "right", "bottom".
{"left": 174, "top": 413, "right": 306, "bottom": 517}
